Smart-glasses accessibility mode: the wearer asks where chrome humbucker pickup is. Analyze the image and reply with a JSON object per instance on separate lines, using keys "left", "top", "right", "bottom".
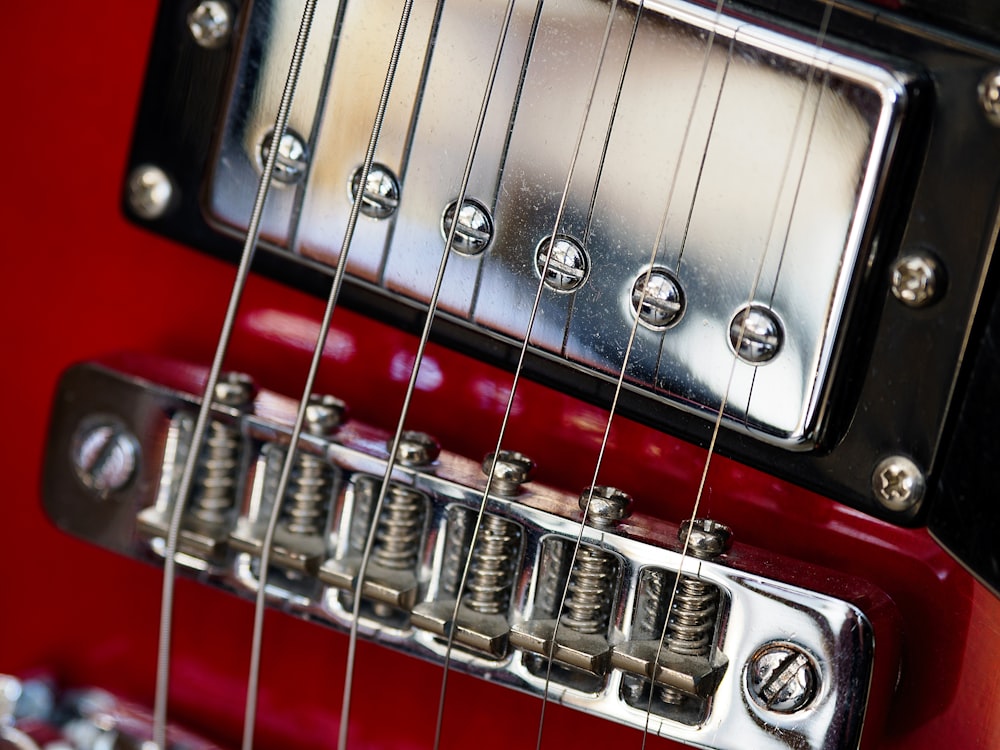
{"left": 43, "top": 357, "right": 896, "bottom": 750}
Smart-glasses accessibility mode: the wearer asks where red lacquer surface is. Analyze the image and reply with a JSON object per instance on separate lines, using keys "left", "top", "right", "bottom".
{"left": 0, "top": 2, "right": 997, "bottom": 750}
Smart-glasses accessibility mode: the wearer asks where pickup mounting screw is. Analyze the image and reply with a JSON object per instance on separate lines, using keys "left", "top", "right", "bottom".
{"left": 632, "top": 268, "right": 685, "bottom": 330}
{"left": 126, "top": 165, "right": 173, "bottom": 221}
{"left": 259, "top": 130, "right": 309, "bottom": 184}
{"left": 536, "top": 236, "right": 589, "bottom": 292}
{"left": 890, "top": 252, "right": 942, "bottom": 308}
{"left": 442, "top": 199, "right": 494, "bottom": 255}
{"left": 979, "top": 70, "right": 1000, "bottom": 126}
{"left": 483, "top": 450, "right": 535, "bottom": 496}
{"left": 188, "top": 1, "right": 233, "bottom": 49}
{"left": 349, "top": 164, "right": 400, "bottom": 219}
{"left": 747, "top": 642, "right": 818, "bottom": 714}
{"left": 871, "top": 455, "right": 925, "bottom": 512}
{"left": 71, "top": 419, "right": 139, "bottom": 499}
{"left": 729, "top": 304, "right": 782, "bottom": 364}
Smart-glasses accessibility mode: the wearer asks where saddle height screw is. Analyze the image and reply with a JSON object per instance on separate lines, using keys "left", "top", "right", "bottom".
{"left": 979, "top": 69, "right": 1000, "bottom": 126}
{"left": 729, "top": 304, "right": 783, "bottom": 364}
{"left": 747, "top": 642, "right": 819, "bottom": 714}
{"left": 483, "top": 450, "right": 535, "bottom": 496}
{"left": 349, "top": 164, "right": 400, "bottom": 219}
{"left": 126, "top": 165, "right": 173, "bottom": 221}
{"left": 284, "top": 395, "right": 346, "bottom": 536}
{"left": 536, "top": 236, "right": 589, "bottom": 292}
{"left": 187, "top": 1, "right": 233, "bottom": 49}
{"left": 871, "top": 455, "right": 925, "bottom": 512}
{"left": 632, "top": 268, "right": 685, "bottom": 330}
{"left": 394, "top": 431, "right": 441, "bottom": 468}
{"left": 442, "top": 199, "right": 494, "bottom": 255}
{"left": 890, "top": 252, "right": 942, "bottom": 308}
{"left": 71, "top": 420, "right": 139, "bottom": 499}
{"left": 580, "top": 486, "right": 633, "bottom": 529}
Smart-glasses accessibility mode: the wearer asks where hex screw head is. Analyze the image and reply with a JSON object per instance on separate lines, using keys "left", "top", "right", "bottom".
{"left": 872, "top": 455, "right": 925, "bottom": 512}
{"left": 580, "top": 486, "right": 633, "bottom": 528}
{"left": 678, "top": 518, "right": 733, "bottom": 559}
{"left": 536, "top": 235, "right": 589, "bottom": 292}
{"left": 188, "top": 1, "right": 233, "bottom": 48}
{"left": 126, "top": 165, "right": 173, "bottom": 221}
{"left": 979, "top": 69, "right": 1000, "bottom": 126}
{"left": 349, "top": 164, "right": 400, "bottom": 219}
{"left": 483, "top": 450, "right": 535, "bottom": 496}
{"left": 729, "top": 304, "right": 783, "bottom": 364}
{"left": 305, "top": 394, "right": 348, "bottom": 436}
{"left": 891, "top": 252, "right": 942, "bottom": 308}
{"left": 747, "top": 642, "right": 819, "bottom": 714}
{"left": 71, "top": 419, "right": 139, "bottom": 499}
{"left": 394, "top": 431, "right": 441, "bottom": 467}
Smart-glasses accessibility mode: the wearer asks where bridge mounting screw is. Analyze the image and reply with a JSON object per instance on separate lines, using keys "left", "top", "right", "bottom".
{"left": 349, "top": 164, "right": 400, "bottom": 219}
{"left": 631, "top": 268, "right": 685, "bottom": 330}
{"left": 580, "top": 486, "right": 633, "bottom": 529}
{"left": 394, "top": 431, "right": 441, "bottom": 468}
{"left": 259, "top": 130, "right": 309, "bottom": 184}
{"left": 678, "top": 518, "right": 733, "bottom": 559}
{"left": 71, "top": 419, "right": 139, "bottom": 499}
{"left": 729, "top": 304, "right": 783, "bottom": 364}
{"left": 483, "top": 450, "right": 535, "bottom": 496}
{"left": 746, "top": 642, "right": 819, "bottom": 714}
{"left": 187, "top": 1, "right": 233, "bottom": 49}
{"left": 979, "top": 70, "right": 1000, "bottom": 126}
{"left": 126, "top": 165, "right": 173, "bottom": 221}
{"left": 890, "top": 252, "right": 942, "bottom": 308}
{"left": 871, "top": 455, "right": 925, "bottom": 512}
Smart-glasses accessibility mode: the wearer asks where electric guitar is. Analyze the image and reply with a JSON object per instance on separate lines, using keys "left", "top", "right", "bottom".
{"left": 1, "top": 1, "right": 998, "bottom": 749}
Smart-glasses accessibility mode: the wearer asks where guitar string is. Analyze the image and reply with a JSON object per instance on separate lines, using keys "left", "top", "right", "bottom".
{"left": 530, "top": 1, "right": 730, "bottom": 746}
{"left": 150, "top": 2, "right": 319, "bottom": 748}
{"left": 638, "top": 3, "right": 835, "bottom": 746}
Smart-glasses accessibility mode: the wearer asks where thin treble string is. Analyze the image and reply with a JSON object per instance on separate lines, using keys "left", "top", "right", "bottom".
{"left": 151, "top": 2, "right": 319, "bottom": 748}
{"left": 534, "top": 1, "right": 729, "bottom": 747}
{"left": 640, "top": 3, "right": 835, "bottom": 747}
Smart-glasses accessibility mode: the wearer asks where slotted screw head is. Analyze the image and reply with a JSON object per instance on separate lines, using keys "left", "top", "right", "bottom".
{"left": 442, "top": 199, "right": 494, "bottom": 255}
{"left": 729, "top": 304, "right": 783, "bottom": 364}
{"left": 188, "top": 1, "right": 233, "bottom": 48}
{"left": 349, "top": 164, "right": 400, "bottom": 219}
{"left": 632, "top": 268, "right": 685, "bottom": 330}
{"left": 394, "top": 431, "right": 441, "bottom": 467}
{"left": 305, "top": 394, "right": 347, "bottom": 436}
{"left": 872, "top": 455, "right": 925, "bottom": 512}
{"left": 483, "top": 450, "right": 535, "bottom": 496}
{"left": 71, "top": 419, "right": 139, "bottom": 499}
{"left": 891, "top": 253, "right": 942, "bottom": 308}
{"left": 979, "top": 69, "right": 1000, "bottom": 126}
{"left": 126, "top": 165, "right": 173, "bottom": 221}
{"left": 536, "top": 236, "right": 589, "bottom": 292}
{"left": 259, "top": 130, "right": 308, "bottom": 184}
{"left": 678, "top": 518, "right": 733, "bottom": 559}
{"left": 580, "top": 485, "right": 633, "bottom": 528}
{"left": 213, "top": 372, "right": 255, "bottom": 408}
{"left": 747, "top": 642, "right": 819, "bottom": 714}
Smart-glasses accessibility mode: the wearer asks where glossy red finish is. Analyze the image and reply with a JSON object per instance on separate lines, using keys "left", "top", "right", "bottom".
{"left": 1, "top": 2, "right": 997, "bottom": 750}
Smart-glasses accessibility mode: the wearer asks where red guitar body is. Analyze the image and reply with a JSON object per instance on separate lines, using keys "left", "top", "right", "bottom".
{"left": 0, "top": 2, "right": 997, "bottom": 749}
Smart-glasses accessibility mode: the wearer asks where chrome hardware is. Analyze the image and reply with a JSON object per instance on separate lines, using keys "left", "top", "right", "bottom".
{"left": 679, "top": 519, "right": 733, "bottom": 559}
{"left": 395, "top": 431, "right": 441, "bottom": 468}
{"left": 70, "top": 418, "right": 138, "bottom": 499}
{"left": 728, "top": 305, "right": 783, "bottom": 364}
{"left": 125, "top": 165, "right": 172, "bottom": 221}
{"left": 349, "top": 164, "right": 400, "bottom": 219}
{"left": 43, "top": 359, "right": 889, "bottom": 749}
{"left": 631, "top": 269, "right": 685, "bottom": 330}
{"left": 581, "top": 485, "right": 632, "bottom": 529}
{"left": 535, "top": 235, "right": 589, "bottom": 293}
{"left": 979, "top": 69, "right": 1000, "bottom": 126}
{"left": 871, "top": 455, "right": 926, "bottom": 512}
{"left": 483, "top": 450, "right": 535, "bottom": 496}
{"left": 258, "top": 130, "right": 308, "bottom": 185}
{"left": 746, "top": 642, "right": 820, "bottom": 714}
{"left": 442, "top": 199, "right": 493, "bottom": 255}
{"left": 187, "top": 1, "right": 232, "bottom": 49}
{"left": 891, "top": 252, "right": 943, "bottom": 307}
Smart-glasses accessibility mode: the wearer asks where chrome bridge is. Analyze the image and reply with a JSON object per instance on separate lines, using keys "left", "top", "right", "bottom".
{"left": 42, "top": 357, "right": 894, "bottom": 750}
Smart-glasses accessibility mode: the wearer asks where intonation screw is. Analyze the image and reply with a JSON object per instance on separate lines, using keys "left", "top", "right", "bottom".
{"left": 259, "top": 130, "right": 309, "bottom": 184}
{"left": 678, "top": 518, "right": 733, "bottom": 559}
{"left": 394, "top": 431, "right": 441, "bottom": 468}
{"left": 632, "top": 268, "right": 685, "bottom": 330}
{"left": 71, "top": 420, "right": 139, "bottom": 499}
{"left": 871, "top": 455, "right": 925, "bottom": 512}
{"left": 126, "top": 165, "right": 173, "bottom": 221}
{"left": 187, "top": 1, "right": 233, "bottom": 49}
{"left": 580, "top": 486, "right": 633, "bottom": 529}
{"left": 536, "top": 235, "right": 589, "bottom": 292}
{"left": 349, "top": 164, "right": 400, "bottom": 219}
{"left": 442, "top": 199, "right": 494, "bottom": 255}
{"left": 482, "top": 450, "right": 535, "bottom": 496}
{"left": 729, "top": 304, "right": 783, "bottom": 364}
{"left": 890, "top": 252, "right": 942, "bottom": 308}
{"left": 979, "top": 69, "right": 1000, "bottom": 126}
{"left": 747, "top": 642, "right": 819, "bottom": 714}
